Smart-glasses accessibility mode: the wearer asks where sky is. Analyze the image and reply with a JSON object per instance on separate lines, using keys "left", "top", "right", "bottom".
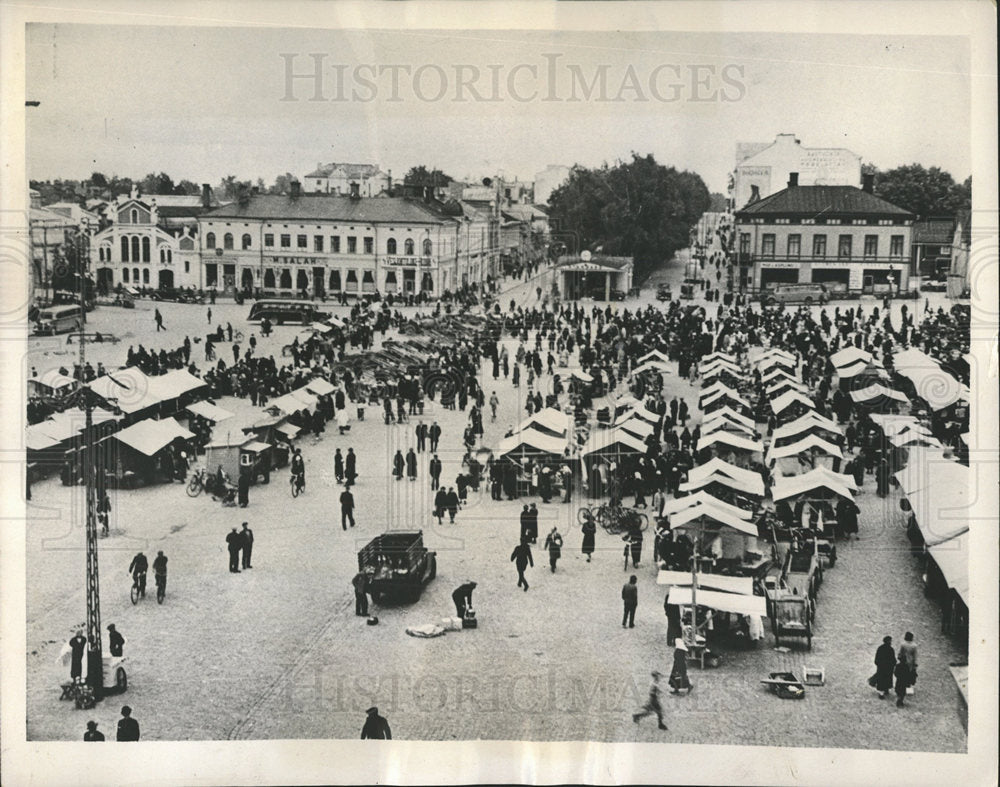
{"left": 25, "top": 26, "right": 972, "bottom": 193}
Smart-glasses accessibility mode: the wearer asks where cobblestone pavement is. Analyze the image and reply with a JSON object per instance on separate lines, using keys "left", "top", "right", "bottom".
{"left": 25, "top": 261, "right": 967, "bottom": 749}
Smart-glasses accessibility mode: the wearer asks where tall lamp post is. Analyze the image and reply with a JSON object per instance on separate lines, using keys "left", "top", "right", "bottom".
{"left": 76, "top": 223, "right": 104, "bottom": 696}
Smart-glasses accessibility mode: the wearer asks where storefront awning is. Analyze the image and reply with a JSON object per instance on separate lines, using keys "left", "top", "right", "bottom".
{"left": 667, "top": 586, "right": 767, "bottom": 617}
{"left": 185, "top": 401, "right": 234, "bottom": 423}
{"left": 113, "top": 418, "right": 193, "bottom": 457}
{"left": 657, "top": 571, "right": 754, "bottom": 595}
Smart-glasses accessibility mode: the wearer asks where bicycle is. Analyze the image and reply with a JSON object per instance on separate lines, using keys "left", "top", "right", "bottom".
{"left": 130, "top": 571, "right": 146, "bottom": 605}
{"left": 290, "top": 471, "right": 305, "bottom": 498}
{"left": 154, "top": 572, "right": 166, "bottom": 604}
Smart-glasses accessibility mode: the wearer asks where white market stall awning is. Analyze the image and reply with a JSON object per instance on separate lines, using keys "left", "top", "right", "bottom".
{"left": 927, "top": 532, "right": 969, "bottom": 605}
{"left": 701, "top": 387, "right": 752, "bottom": 411}
{"left": 766, "top": 435, "right": 844, "bottom": 464}
{"left": 629, "top": 361, "right": 672, "bottom": 378}
{"left": 112, "top": 418, "right": 193, "bottom": 456}
{"left": 830, "top": 347, "right": 873, "bottom": 369}
{"left": 87, "top": 368, "right": 162, "bottom": 414}
{"left": 895, "top": 451, "right": 969, "bottom": 545}
{"left": 304, "top": 377, "right": 337, "bottom": 396}
{"left": 850, "top": 383, "right": 909, "bottom": 406}
{"left": 891, "top": 348, "right": 970, "bottom": 410}
{"left": 656, "top": 570, "right": 754, "bottom": 595}
{"left": 515, "top": 407, "right": 571, "bottom": 437}
{"left": 669, "top": 503, "right": 759, "bottom": 536}
{"left": 765, "top": 379, "right": 810, "bottom": 399}
{"left": 889, "top": 431, "right": 943, "bottom": 449}
{"left": 662, "top": 491, "right": 753, "bottom": 520}
{"left": 145, "top": 369, "right": 207, "bottom": 401}
{"left": 696, "top": 431, "right": 764, "bottom": 454}
{"left": 700, "top": 357, "right": 741, "bottom": 375}
{"left": 498, "top": 430, "right": 568, "bottom": 458}
{"left": 614, "top": 406, "right": 660, "bottom": 427}
{"left": 702, "top": 351, "right": 737, "bottom": 364}
{"left": 31, "top": 369, "right": 76, "bottom": 391}
{"left": 667, "top": 586, "right": 767, "bottom": 617}
{"left": 185, "top": 401, "right": 234, "bottom": 423}
{"left": 700, "top": 417, "right": 756, "bottom": 439}
{"left": 701, "top": 406, "right": 756, "bottom": 432}
{"left": 638, "top": 349, "right": 672, "bottom": 365}
{"left": 772, "top": 470, "right": 855, "bottom": 502}
{"left": 772, "top": 412, "right": 843, "bottom": 443}
{"left": 750, "top": 347, "right": 797, "bottom": 366}
{"left": 581, "top": 428, "right": 646, "bottom": 457}
{"left": 687, "top": 457, "right": 765, "bottom": 490}
{"left": 617, "top": 417, "right": 654, "bottom": 440}
{"left": 760, "top": 367, "right": 799, "bottom": 387}
{"left": 770, "top": 390, "right": 816, "bottom": 415}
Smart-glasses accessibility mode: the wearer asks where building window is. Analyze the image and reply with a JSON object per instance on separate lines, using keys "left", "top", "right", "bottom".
{"left": 364, "top": 237, "right": 373, "bottom": 254}
{"left": 133, "top": 268, "right": 140, "bottom": 282}
{"left": 142, "top": 237, "right": 150, "bottom": 263}
{"left": 159, "top": 248, "right": 165, "bottom": 263}
{"left": 279, "top": 269, "right": 292, "bottom": 289}
{"left": 423, "top": 238, "right": 433, "bottom": 257}
{"left": 297, "top": 234, "right": 307, "bottom": 249}
{"left": 787, "top": 234, "right": 801, "bottom": 258}
{"left": 314, "top": 235, "right": 324, "bottom": 252}
{"left": 346, "top": 269, "right": 359, "bottom": 291}
{"left": 280, "top": 234, "right": 291, "bottom": 249}
{"left": 813, "top": 234, "right": 827, "bottom": 257}
{"left": 296, "top": 270, "right": 309, "bottom": 291}
{"left": 242, "top": 234, "right": 252, "bottom": 250}
{"left": 264, "top": 233, "right": 274, "bottom": 248}
{"left": 890, "top": 235, "right": 904, "bottom": 256}
{"left": 362, "top": 270, "right": 375, "bottom": 292}
{"left": 384, "top": 270, "right": 398, "bottom": 292}
{"left": 130, "top": 209, "right": 138, "bottom": 224}
{"left": 864, "top": 235, "right": 878, "bottom": 257}
{"left": 142, "top": 269, "right": 150, "bottom": 284}
{"left": 838, "top": 235, "right": 852, "bottom": 258}
{"left": 421, "top": 271, "right": 434, "bottom": 292}
{"left": 262, "top": 269, "right": 275, "bottom": 288}
{"left": 122, "top": 268, "right": 129, "bottom": 282}
{"left": 121, "top": 236, "right": 130, "bottom": 262}
{"left": 206, "top": 232, "right": 216, "bottom": 249}
{"left": 404, "top": 238, "right": 415, "bottom": 255}
{"left": 739, "top": 233, "right": 750, "bottom": 255}
{"left": 387, "top": 237, "right": 397, "bottom": 254}
{"left": 131, "top": 236, "right": 141, "bottom": 262}
{"left": 329, "top": 270, "right": 342, "bottom": 291}
{"left": 184, "top": 260, "right": 189, "bottom": 273}
{"left": 761, "top": 234, "right": 775, "bottom": 258}
{"left": 223, "top": 233, "right": 234, "bottom": 250}
{"left": 331, "top": 236, "right": 341, "bottom": 253}
{"left": 348, "top": 237, "right": 357, "bottom": 254}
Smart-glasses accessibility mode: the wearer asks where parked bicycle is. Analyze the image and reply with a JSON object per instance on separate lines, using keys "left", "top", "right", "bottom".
{"left": 577, "top": 503, "right": 648, "bottom": 535}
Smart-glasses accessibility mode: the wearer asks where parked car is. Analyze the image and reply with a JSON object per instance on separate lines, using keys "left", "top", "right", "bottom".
{"left": 358, "top": 530, "right": 437, "bottom": 603}
{"left": 33, "top": 304, "right": 84, "bottom": 335}
{"left": 921, "top": 277, "right": 947, "bottom": 292}
{"left": 760, "top": 283, "right": 830, "bottom": 306}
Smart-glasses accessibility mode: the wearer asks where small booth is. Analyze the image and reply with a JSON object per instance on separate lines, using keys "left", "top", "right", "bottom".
{"left": 184, "top": 400, "right": 235, "bottom": 451}
{"left": 205, "top": 436, "right": 273, "bottom": 485}
{"left": 769, "top": 391, "right": 816, "bottom": 424}
{"left": 28, "top": 369, "right": 78, "bottom": 404}
{"left": 104, "top": 417, "right": 194, "bottom": 487}
{"left": 695, "top": 431, "right": 764, "bottom": 468}
{"left": 701, "top": 406, "right": 756, "bottom": 435}
{"left": 766, "top": 435, "right": 844, "bottom": 476}
{"left": 556, "top": 253, "right": 634, "bottom": 302}
{"left": 771, "top": 412, "right": 843, "bottom": 449}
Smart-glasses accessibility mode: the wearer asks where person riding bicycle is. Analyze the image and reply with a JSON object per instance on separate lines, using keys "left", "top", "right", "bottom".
{"left": 152, "top": 550, "right": 168, "bottom": 597}
{"left": 290, "top": 448, "right": 306, "bottom": 493}
{"left": 128, "top": 552, "right": 148, "bottom": 599}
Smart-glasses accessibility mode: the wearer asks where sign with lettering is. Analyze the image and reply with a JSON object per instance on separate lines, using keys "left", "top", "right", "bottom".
{"left": 738, "top": 166, "right": 771, "bottom": 177}
{"left": 383, "top": 256, "right": 434, "bottom": 268}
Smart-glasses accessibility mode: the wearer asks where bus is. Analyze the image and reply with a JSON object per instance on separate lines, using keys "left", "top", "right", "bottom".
{"left": 33, "top": 304, "right": 85, "bottom": 335}
{"left": 247, "top": 299, "right": 329, "bottom": 325}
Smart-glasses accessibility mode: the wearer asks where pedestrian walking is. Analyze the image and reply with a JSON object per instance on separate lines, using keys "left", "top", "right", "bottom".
{"left": 622, "top": 575, "right": 638, "bottom": 628}
{"left": 240, "top": 522, "right": 254, "bottom": 568}
{"left": 899, "top": 631, "right": 918, "bottom": 697}
{"left": 107, "top": 624, "right": 125, "bottom": 657}
{"left": 154, "top": 309, "right": 165, "bottom": 332}
{"left": 429, "top": 421, "right": 442, "bottom": 452}
{"left": 406, "top": 448, "right": 418, "bottom": 481}
{"left": 632, "top": 671, "right": 668, "bottom": 730}
{"left": 544, "top": 526, "right": 563, "bottom": 572}
{"left": 415, "top": 420, "right": 428, "bottom": 452}
{"left": 345, "top": 447, "right": 357, "bottom": 485}
{"left": 581, "top": 514, "right": 596, "bottom": 562}
{"left": 360, "top": 706, "right": 392, "bottom": 739}
{"left": 116, "top": 706, "right": 140, "bottom": 741}
{"left": 444, "top": 486, "right": 459, "bottom": 522}
{"left": 392, "top": 449, "right": 404, "bottom": 480}
{"left": 340, "top": 486, "right": 356, "bottom": 529}
{"left": 334, "top": 448, "right": 345, "bottom": 484}
{"left": 894, "top": 659, "right": 912, "bottom": 707}
{"left": 452, "top": 580, "right": 476, "bottom": 617}
{"left": 237, "top": 470, "right": 250, "bottom": 508}
{"left": 871, "top": 635, "right": 896, "bottom": 699}
{"left": 352, "top": 571, "right": 369, "bottom": 616}
{"left": 668, "top": 639, "right": 691, "bottom": 693}
{"left": 226, "top": 527, "right": 242, "bottom": 573}
{"left": 207, "top": 307, "right": 212, "bottom": 324}
{"left": 433, "top": 487, "right": 447, "bottom": 524}
{"left": 83, "top": 720, "right": 105, "bottom": 741}
{"left": 510, "top": 539, "right": 533, "bottom": 591}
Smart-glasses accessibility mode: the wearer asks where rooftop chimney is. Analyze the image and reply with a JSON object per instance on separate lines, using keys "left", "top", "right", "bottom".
{"left": 387, "top": 169, "right": 393, "bottom": 196}
{"left": 201, "top": 183, "right": 212, "bottom": 209}
{"left": 862, "top": 173, "right": 874, "bottom": 193}
{"left": 289, "top": 180, "right": 301, "bottom": 199}
{"left": 787, "top": 172, "right": 799, "bottom": 188}
{"left": 350, "top": 182, "right": 360, "bottom": 199}
{"left": 237, "top": 184, "right": 250, "bottom": 206}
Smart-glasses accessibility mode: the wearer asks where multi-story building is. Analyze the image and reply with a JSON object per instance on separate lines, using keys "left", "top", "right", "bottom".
{"left": 730, "top": 133, "right": 861, "bottom": 211}
{"left": 88, "top": 187, "right": 211, "bottom": 292}
{"left": 303, "top": 162, "right": 391, "bottom": 197}
{"left": 29, "top": 205, "right": 77, "bottom": 301}
{"left": 197, "top": 183, "right": 497, "bottom": 298}
{"left": 734, "top": 174, "right": 915, "bottom": 295}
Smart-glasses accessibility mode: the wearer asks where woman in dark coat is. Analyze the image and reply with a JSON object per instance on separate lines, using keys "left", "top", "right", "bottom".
{"left": 894, "top": 659, "right": 912, "bottom": 707}
{"left": 581, "top": 516, "right": 596, "bottom": 562}
{"left": 669, "top": 639, "right": 691, "bottom": 693}
{"left": 392, "top": 450, "right": 404, "bottom": 480}
{"left": 405, "top": 448, "right": 417, "bottom": 481}
{"left": 873, "top": 636, "right": 896, "bottom": 698}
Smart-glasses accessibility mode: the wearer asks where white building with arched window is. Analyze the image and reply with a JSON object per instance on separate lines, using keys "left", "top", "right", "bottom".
{"left": 89, "top": 187, "right": 207, "bottom": 292}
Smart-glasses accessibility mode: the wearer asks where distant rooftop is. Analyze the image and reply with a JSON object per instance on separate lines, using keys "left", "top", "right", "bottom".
{"left": 735, "top": 185, "right": 913, "bottom": 219}
{"left": 202, "top": 193, "right": 452, "bottom": 224}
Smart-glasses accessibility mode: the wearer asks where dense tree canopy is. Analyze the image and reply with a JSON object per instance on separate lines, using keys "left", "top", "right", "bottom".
{"left": 403, "top": 166, "right": 453, "bottom": 187}
{"left": 547, "top": 153, "right": 711, "bottom": 280}
{"left": 872, "top": 164, "right": 971, "bottom": 218}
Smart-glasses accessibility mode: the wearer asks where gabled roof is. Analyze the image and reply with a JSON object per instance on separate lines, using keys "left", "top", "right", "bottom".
{"left": 737, "top": 185, "right": 913, "bottom": 219}
{"left": 202, "top": 194, "right": 451, "bottom": 224}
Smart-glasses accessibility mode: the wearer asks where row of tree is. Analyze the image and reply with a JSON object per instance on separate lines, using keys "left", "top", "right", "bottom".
{"left": 546, "top": 153, "right": 712, "bottom": 282}
{"left": 864, "top": 163, "right": 971, "bottom": 220}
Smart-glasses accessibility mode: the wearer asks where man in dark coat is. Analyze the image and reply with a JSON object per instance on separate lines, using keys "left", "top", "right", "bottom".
{"left": 621, "top": 574, "right": 638, "bottom": 628}
{"left": 543, "top": 527, "right": 563, "bottom": 572}
{"left": 519, "top": 505, "right": 531, "bottom": 542}
{"left": 392, "top": 449, "right": 405, "bottom": 480}
{"left": 116, "top": 706, "right": 140, "bottom": 741}
{"left": 406, "top": 448, "right": 418, "bottom": 481}
{"left": 107, "top": 624, "right": 125, "bottom": 657}
{"left": 84, "top": 720, "right": 105, "bottom": 741}
{"left": 873, "top": 635, "right": 896, "bottom": 698}
{"left": 452, "top": 581, "right": 476, "bottom": 617}
{"left": 334, "top": 448, "right": 345, "bottom": 484}
{"left": 240, "top": 522, "right": 254, "bottom": 568}
{"left": 340, "top": 486, "right": 356, "bottom": 529}
{"left": 510, "top": 539, "right": 533, "bottom": 591}
{"left": 226, "top": 527, "right": 242, "bottom": 573}
{"left": 417, "top": 443, "right": 437, "bottom": 481}
{"left": 527, "top": 503, "right": 539, "bottom": 543}
{"left": 345, "top": 447, "right": 358, "bottom": 484}
{"left": 237, "top": 470, "right": 250, "bottom": 508}
{"left": 68, "top": 630, "right": 87, "bottom": 682}
{"left": 361, "top": 706, "right": 391, "bottom": 739}
{"left": 352, "top": 571, "right": 369, "bottom": 616}
{"left": 429, "top": 421, "right": 442, "bottom": 452}
{"left": 444, "top": 486, "right": 459, "bottom": 523}
{"left": 434, "top": 487, "right": 448, "bottom": 524}
{"left": 415, "top": 420, "right": 428, "bottom": 452}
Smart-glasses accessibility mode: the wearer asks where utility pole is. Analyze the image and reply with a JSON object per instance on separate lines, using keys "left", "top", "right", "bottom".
{"left": 76, "top": 225, "right": 103, "bottom": 696}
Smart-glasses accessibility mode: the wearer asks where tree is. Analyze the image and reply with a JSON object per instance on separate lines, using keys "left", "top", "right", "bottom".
{"left": 708, "top": 193, "right": 727, "bottom": 212}
{"left": 138, "top": 172, "right": 176, "bottom": 196}
{"left": 403, "top": 166, "right": 453, "bottom": 187}
{"left": 547, "top": 153, "right": 711, "bottom": 281}
{"left": 268, "top": 173, "right": 296, "bottom": 195}
{"left": 174, "top": 180, "right": 201, "bottom": 196}
{"left": 89, "top": 172, "right": 108, "bottom": 188}
{"left": 872, "top": 164, "right": 970, "bottom": 218}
